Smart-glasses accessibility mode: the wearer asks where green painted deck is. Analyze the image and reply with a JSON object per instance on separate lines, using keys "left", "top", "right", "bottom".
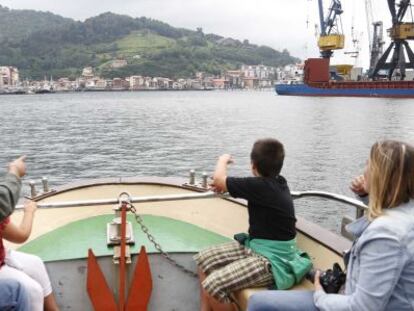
{"left": 19, "top": 214, "right": 231, "bottom": 262}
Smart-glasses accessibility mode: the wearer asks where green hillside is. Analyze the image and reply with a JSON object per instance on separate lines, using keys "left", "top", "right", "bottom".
{"left": 0, "top": 5, "right": 73, "bottom": 43}
{"left": 0, "top": 6, "right": 300, "bottom": 79}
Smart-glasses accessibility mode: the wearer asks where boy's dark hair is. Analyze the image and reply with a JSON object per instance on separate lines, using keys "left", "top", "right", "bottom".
{"left": 250, "top": 138, "right": 285, "bottom": 177}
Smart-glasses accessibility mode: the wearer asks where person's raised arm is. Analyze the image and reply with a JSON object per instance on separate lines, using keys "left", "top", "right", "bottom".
{"left": 212, "top": 154, "right": 233, "bottom": 193}
{"left": 0, "top": 156, "right": 26, "bottom": 221}
{"left": 2, "top": 201, "right": 37, "bottom": 244}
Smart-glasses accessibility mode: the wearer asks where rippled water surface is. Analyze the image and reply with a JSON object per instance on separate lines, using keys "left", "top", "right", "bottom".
{"left": 1, "top": 91, "right": 414, "bottom": 231}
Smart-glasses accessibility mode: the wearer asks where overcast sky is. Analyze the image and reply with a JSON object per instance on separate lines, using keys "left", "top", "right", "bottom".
{"left": 1, "top": 0, "right": 394, "bottom": 69}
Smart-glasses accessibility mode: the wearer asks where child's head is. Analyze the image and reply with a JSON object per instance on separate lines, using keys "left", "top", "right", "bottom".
{"left": 366, "top": 140, "right": 414, "bottom": 219}
{"left": 250, "top": 138, "right": 285, "bottom": 178}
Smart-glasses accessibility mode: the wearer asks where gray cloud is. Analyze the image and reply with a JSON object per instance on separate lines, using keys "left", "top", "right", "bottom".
{"left": 1, "top": 0, "right": 393, "bottom": 68}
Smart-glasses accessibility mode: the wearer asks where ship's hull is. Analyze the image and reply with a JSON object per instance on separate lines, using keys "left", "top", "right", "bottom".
{"left": 275, "top": 83, "right": 414, "bottom": 98}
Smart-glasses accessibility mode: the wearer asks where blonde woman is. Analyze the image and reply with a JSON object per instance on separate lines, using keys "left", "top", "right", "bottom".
{"left": 248, "top": 140, "right": 414, "bottom": 311}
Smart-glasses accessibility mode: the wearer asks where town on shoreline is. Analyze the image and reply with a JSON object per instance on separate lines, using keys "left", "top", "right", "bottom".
{"left": 0, "top": 63, "right": 302, "bottom": 95}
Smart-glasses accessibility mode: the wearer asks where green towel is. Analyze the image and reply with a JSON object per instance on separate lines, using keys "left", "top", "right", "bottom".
{"left": 242, "top": 234, "right": 313, "bottom": 290}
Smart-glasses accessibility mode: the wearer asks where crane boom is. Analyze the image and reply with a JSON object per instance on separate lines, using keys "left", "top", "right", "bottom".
{"left": 370, "top": 0, "right": 414, "bottom": 80}
{"left": 317, "top": 0, "right": 345, "bottom": 58}
{"left": 365, "top": 0, "right": 374, "bottom": 53}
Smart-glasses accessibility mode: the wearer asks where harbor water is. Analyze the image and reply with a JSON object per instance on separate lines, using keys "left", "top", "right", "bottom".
{"left": 1, "top": 90, "right": 414, "bottom": 232}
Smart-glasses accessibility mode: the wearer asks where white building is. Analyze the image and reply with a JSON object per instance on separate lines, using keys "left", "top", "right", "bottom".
{"left": 81, "top": 67, "right": 94, "bottom": 79}
{"left": 0, "top": 66, "right": 19, "bottom": 86}
{"left": 130, "top": 76, "right": 145, "bottom": 90}
{"left": 278, "top": 64, "right": 304, "bottom": 81}
{"left": 241, "top": 65, "right": 276, "bottom": 80}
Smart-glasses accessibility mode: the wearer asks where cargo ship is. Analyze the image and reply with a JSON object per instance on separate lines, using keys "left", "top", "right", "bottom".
{"left": 276, "top": 0, "right": 414, "bottom": 98}
{"left": 275, "top": 58, "right": 414, "bottom": 98}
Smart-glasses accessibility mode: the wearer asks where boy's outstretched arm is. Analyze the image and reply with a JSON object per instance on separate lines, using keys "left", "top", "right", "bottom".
{"left": 212, "top": 154, "right": 233, "bottom": 193}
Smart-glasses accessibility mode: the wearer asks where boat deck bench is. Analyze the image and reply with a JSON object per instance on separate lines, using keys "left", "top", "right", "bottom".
{"left": 234, "top": 279, "right": 314, "bottom": 311}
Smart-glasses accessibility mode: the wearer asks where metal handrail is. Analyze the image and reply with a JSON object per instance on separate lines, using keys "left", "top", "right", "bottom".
{"left": 16, "top": 190, "right": 367, "bottom": 211}
{"left": 291, "top": 191, "right": 367, "bottom": 210}
{"left": 15, "top": 191, "right": 226, "bottom": 209}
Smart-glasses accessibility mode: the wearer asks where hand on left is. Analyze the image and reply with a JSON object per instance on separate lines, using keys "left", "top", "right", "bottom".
{"left": 24, "top": 200, "right": 37, "bottom": 214}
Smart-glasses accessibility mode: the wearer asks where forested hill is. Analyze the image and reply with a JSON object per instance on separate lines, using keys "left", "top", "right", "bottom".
{"left": 0, "top": 5, "right": 300, "bottom": 79}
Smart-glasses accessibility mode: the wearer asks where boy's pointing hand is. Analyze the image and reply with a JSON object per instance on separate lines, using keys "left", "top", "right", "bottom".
{"left": 219, "top": 154, "right": 234, "bottom": 165}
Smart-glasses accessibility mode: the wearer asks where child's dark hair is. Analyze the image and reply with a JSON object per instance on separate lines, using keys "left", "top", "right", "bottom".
{"left": 250, "top": 138, "right": 285, "bottom": 177}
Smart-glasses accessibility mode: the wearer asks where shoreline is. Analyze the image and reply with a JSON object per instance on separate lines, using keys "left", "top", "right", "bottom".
{"left": 0, "top": 87, "right": 274, "bottom": 96}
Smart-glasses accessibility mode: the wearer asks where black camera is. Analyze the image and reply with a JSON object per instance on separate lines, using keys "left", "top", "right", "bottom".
{"left": 306, "top": 263, "right": 346, "bottom": 294}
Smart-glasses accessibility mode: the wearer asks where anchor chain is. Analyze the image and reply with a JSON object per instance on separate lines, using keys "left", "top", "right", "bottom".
{"left": 129, "top": 203, "right": 198, "bottom": 278}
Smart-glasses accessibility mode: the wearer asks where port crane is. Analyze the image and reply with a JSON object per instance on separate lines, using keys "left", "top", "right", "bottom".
{"left": 370, "top": 0, "right": 414, "bottom": 80}
{"left": 317, "top": 0, "right": 345, "bottom": 58}
{"left": 365, "top": 0, "right": 385, "bottom": 75}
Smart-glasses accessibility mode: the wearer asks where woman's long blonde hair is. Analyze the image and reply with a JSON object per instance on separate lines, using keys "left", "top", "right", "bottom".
{"left": 368, "top": 140, "right": 414, "bottom": 220}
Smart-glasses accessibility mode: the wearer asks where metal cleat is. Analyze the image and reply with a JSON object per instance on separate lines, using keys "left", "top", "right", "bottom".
{"left": 41, "top": 177, "right": 50, "bottom": 193}
{"left": 29, "top": 180, "right": 37, "bottom": 198}
{"left": 201, "top": 172, "right": 208, "bottom": 188}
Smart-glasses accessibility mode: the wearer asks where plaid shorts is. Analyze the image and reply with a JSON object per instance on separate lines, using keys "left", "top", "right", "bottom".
{"left": 194, "top": 241, "right": 274, "bottom": 303}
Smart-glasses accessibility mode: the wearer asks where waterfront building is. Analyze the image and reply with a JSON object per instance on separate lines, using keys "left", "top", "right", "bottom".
{"left": 0, "top": 66, "right": 19, "bottom": 87}
{"left": 242, "top": 77, "right": 259, "bottom": 89}
{"left": 112, "top": 78, "right": 122, "bottom": 89}
{"left": 195, "top": 72, "right": 203, "bottom": 80}
{"left": 112, "top": 78, "right": 129, "bottom": 90}
{"left": 202, "top": 76, "right": 214, "bottom": 89}
{"left": 130, "top": 76, "right": 145, "bottom": 90}
{"left": 175, "top": 79, "right": 187, "bottom": 90}
{"left": 189, "top": 79, "right": 203, "bottom": 90}
{"left": 212, "top": 78, "right": 229, "bottom": 89}
{"left": 225, "top": 70, "right": 244, "bottom": 89}
{"left": 95, "top": 79, "right": 108, "bottom": 89}
{"left": 172, "top": 81, "right": 182, "bottom": 90}
{"left": 85, "top": 79, "right": 97, "bottom": 89}
{"left": 241, "top": 64, "right": 276, "bottom": 80}
{"left": 81, "top": 67, "right": 95, "bottom": 79}
{"left": 140, "top": 77, "right": 152, "bottom": 89}
{"left": 155, "top": 77, "right": 173, "bottom": 89}
{"left": 279, "top": 63, "right": 304, "bottom": 81}
{"left": 259, "top": 78, "right": 273, "bottom": 88}
{"left": 55, "top": 78, "right": 73, "bottom": 92}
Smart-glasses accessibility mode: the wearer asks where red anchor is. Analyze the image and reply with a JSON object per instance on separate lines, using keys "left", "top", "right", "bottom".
{"left": 86, "top": 197, "right": 153, "bottom": 311}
